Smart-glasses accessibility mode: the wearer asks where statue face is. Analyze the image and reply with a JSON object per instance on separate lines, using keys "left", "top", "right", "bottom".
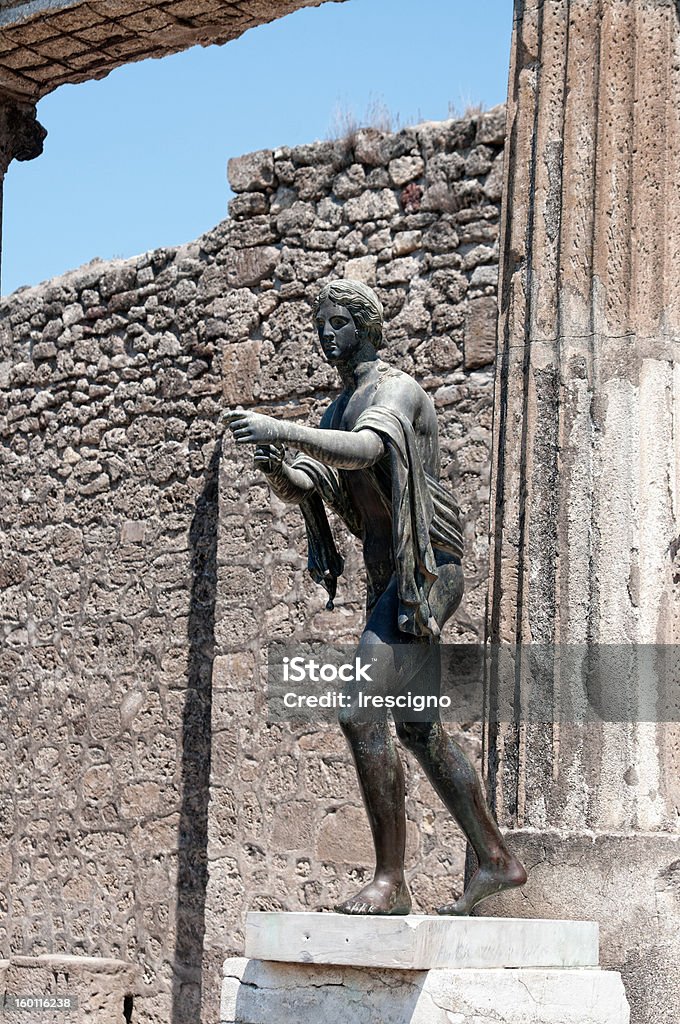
{"left": 315, "top": 298, "right": 359, "bottom": 363}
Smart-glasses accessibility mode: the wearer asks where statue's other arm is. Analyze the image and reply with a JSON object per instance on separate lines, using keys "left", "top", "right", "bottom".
{"left": 253, "top": 443, "right": 314, "bottom": 504}
{"left": 224, "top": 409, "right": 385, "bottom": 470}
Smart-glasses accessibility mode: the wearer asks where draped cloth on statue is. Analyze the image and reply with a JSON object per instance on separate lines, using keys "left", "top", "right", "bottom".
{"left": 291, "top": 406, "right": 464, "bottom": 638}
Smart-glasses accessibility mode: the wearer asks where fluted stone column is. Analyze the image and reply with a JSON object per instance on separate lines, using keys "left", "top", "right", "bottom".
{"left": 484, "top": 2, "right": 680, "bottom": 1023}
{"left": 0, "top": 91, "right": 46, "bottom": 285}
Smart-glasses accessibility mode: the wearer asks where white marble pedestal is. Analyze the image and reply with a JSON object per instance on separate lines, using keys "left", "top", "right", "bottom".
{"left": 221, "top": 913, "right": 630, "bottom": 1024}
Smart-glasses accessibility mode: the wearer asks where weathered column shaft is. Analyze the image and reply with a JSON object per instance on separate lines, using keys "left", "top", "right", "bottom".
{"left": 485, "top": 2, "right": 680, "bottom": 1023}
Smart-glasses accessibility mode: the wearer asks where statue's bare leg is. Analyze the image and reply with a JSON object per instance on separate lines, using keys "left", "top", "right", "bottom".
{"left": 336, "top": 559, "right": 526, "bottom": 915}
{"left": 394, "top": 715, "right": 526, "bottom": 914}
{"left": 395, "top": 559, "right": 526, "bottom": 915}
{"left": 335, "top": 581, "right": 416, "bottom": 915}
{"left": 335, "top": 714, "right": 412, "bottom": 915}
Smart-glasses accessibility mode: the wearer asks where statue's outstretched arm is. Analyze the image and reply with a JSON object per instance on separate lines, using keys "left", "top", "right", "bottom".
{"left": 224, "top": 410, "right": 384, "bottom": 470}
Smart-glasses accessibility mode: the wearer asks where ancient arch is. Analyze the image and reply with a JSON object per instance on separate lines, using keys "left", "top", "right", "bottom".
{"left": 0, "top": 1, "right": 344, "bottom": 100}
{"left": 0, "top": 1, "right": 346, "bottom": 192}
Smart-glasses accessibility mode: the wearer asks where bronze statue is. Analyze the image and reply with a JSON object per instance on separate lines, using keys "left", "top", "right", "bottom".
{"left": 224, "top": 279, "right": 526, "bottom": 916}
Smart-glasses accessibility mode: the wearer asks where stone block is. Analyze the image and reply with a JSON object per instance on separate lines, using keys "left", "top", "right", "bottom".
{"left": 228, "top": 192, "right": 268, "bottom": 219}
{"left": 343, "top": 255, "right": 378, "bottom": 286}
{"left": 393, "top": 230, "right": 421, "bottom": 256}
{"left": 343, "top": 189, "right": 400, "bottom": 222}
{"left": 0, "top": 955, "right": 139, "bottom": 1024}
{"left": 389, "top": 155, "right": 425, "bottom": 187}
{"left": 333, "top": 164, "right": 366, "bottom": 199}
{"left": 421, "top": 182, "right": 457, "bottom": 213}
{"left": 221, "top": 956, "right": 629, "bottom": 1024}
{"left": 470, "top": 264, "right": 499, "bottom": 289}
{"left": 245, "top": 912, "right": 599, "bottom": 970}
{"left": 224, "top": 246, "right": 279, "bottom": 288}
{"left": 315, "top": 805, "right": 374, "bottom": 865}
{"left": 377, "top": 256, "right": 421, "bottom": 286}
{"left": 484, "top": 150, "right": 505, "bottom": 201}
{"left": 476, "top": 104, "right": 506, "bottom": 145}
{"left": 227, "top": 150, "right": 274, "bottom": 192}
{"left": 353, "top": 128, "right": 389, "bottom": 167}
{"left": 275, "top": 201, "right": 315, "bottom": 235}
{"left": 222, "top": 341, "right": 262, "bottom": 405}
{"left": 269, "top": 800, "right": 315, "bottom": 851}
{"left": 464, "top": 295, "right": 497, "bottom": 368}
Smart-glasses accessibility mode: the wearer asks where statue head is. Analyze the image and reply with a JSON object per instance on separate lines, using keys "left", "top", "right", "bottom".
{"left": 313, "top": 279, "right": 384, "bottom": 350}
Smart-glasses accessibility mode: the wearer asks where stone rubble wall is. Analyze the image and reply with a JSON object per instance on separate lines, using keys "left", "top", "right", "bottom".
{"left": 0, "top": 108, "right": 504, "bottom": 1023}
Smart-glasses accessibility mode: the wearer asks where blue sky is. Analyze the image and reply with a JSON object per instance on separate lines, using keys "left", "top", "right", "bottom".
{"left": 2, "top": 0, "right": 512, "bottom": 297}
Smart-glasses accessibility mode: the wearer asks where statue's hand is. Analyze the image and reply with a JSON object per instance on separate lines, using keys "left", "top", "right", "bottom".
{"left": 223, "top": 409, "right": 283, "bottom": 445}
{"left": 253, "top": 442, "right": 286, "bottom": 475}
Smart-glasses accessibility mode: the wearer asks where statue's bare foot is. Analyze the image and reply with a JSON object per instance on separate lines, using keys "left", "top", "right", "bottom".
{"left": 437, "top": 856, "right": 527, "bottom": 916}
{"left": 335, "top": 875, "right": 412, "bottom": 915}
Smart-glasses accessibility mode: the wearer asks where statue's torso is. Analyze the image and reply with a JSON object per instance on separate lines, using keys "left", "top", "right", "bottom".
{"left": 325, "top": 362, "right": 441, "bottom": 598}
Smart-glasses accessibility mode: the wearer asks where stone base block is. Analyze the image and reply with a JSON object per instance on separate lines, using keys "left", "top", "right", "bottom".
{"left": 245, "top": 911, "right": 599, "bottom": 970}
{"left": 0, "top": 955, "right": 139, "bottom": 1024}
{"left": 221, "top": 957, "right": 630, "bottom": 1024}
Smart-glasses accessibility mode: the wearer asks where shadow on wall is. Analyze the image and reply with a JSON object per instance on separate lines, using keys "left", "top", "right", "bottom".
{"left": 172, "top": 440, "right": 221, "bottom": 1023}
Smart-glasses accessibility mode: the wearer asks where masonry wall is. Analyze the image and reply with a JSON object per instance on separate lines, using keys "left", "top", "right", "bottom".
{"left": 0, "top": 108, "right": 504, "bottom": 1023}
